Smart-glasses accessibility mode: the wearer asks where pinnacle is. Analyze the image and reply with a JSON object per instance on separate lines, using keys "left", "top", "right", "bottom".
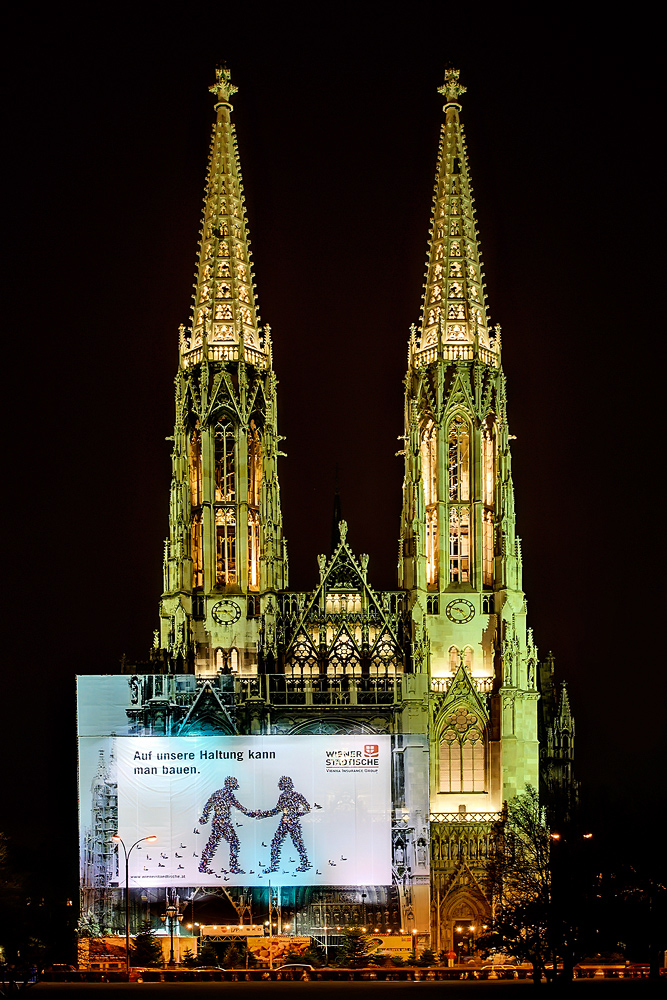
{"left": 209, "top": 65, "right": 238, "bottom": 105}
{"left": 437, "top": 68, "right": 466, "bottom": 106}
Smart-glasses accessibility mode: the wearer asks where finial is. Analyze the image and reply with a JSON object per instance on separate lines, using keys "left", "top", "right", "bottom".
{"left": 438, "top": 68, "right": 466, "bottom": 107}
{"left": 209, "top": 65, "right": 238, "bottom": 106}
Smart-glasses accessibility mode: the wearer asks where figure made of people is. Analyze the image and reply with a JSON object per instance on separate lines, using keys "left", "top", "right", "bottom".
{"left": 197, "top": 774, "right": 312, "bottom": 874}
{"left": 198, "top": 776, "right": 256, "bottom": 875}
{"left": 256, "top": 775, "right": 312, "bottom": 872}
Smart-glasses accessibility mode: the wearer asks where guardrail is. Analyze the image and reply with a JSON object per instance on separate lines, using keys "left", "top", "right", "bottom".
{"left": 41, "top": 963, "right": 666, "bottom": 983}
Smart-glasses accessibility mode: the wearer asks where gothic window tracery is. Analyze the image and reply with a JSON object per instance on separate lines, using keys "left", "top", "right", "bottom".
{"left": 215, "top": 508, "right": 236, "bottom": 586}
{"left": 286, "top": 632, "right": 318, "bottom": 677}
{"left": 482, "top": 422, "right": 495, "bottom": 586}
{"left": 449, "top": 507, "right": 470, "bottom": 583}
{"left": 190, "top": 424, "right": 203, "bottom": 590}
{"left": 330, "top": 630, "right": 360, "bottom": 675}
{"left": 248, "top": 511, "right": 260, "bottom": 591}
{"left": 370, "top": 630, "right": 399, "bottom": 676}
{"left": 247, "top": 420, "right": 262, "bottom": 591}
{"left": 448, "top": 646, "right": 474, "bottom": 671}
{"left": 214, "top": 423, "right": 235, "bottom": 502}
{"left": 448, "top": 416, "right": 470, "bottom": 502}
{"left": 439, "top": 706, "right": 486, "bottom": 792}
{"left": 421, "top": 420, "right": 438, "bottom": 590}
{"left": 189, "top": 425, "right": 202, "bottom": 507}
{"left": 191, "top": 512, "right": 203, "bottom": 590}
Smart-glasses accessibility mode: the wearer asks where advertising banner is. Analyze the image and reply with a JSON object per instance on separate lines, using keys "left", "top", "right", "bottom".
{"left": 367, "top": 935, "right": 414, "bottom": 958}
{"left": 80, "top": 727, "right": 391, "bottom": 887}
{"left": 247, "top": 935, "right": 311, "bottom": 965}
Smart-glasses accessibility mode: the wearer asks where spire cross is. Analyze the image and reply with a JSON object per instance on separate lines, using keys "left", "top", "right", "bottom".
{"left": 209, "top": 65, "right": 238, "bottom": 106}
{"left": 438, "top": 68, "right": 466, "bottom": 106}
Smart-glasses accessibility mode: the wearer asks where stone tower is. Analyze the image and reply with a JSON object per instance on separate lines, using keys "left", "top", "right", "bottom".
{"left": 398, "top": 69, "right": 540, "bottom": 952}
{"left": 159, "top": 66, "right": 287, "bottom": 678}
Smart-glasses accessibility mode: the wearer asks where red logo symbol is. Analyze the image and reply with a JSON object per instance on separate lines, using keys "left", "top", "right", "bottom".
{"left": 364, "top": 744, "right": 379, "bottom": 756}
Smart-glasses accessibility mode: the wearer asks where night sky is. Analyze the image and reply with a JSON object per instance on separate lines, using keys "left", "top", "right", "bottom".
{"left": 3, "top": 7, "right": 664, "bottom": 894}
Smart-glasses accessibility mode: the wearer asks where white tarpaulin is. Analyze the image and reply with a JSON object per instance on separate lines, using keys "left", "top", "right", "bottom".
{"left": 112, "top": 734, "right": 391, "bottom": 887}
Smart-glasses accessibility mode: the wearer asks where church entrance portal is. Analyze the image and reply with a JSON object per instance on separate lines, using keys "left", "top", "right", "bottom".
{"left": 452, "top": 920, "right": 476, "bottom": 960}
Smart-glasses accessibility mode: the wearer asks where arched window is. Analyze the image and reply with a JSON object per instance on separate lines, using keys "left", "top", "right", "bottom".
{"left": 449, "top": 507, "right": 469, "bottom": 582}
{"left": 247, "top": 420, "right": 262, "bottom": 591}
{"left": 482, "top": 422, "right": 495, "bottom": 586}
{"left": 449, "top": 646, "right": 473, "bottom": 671}
{"left": 248, "top": 420, "right": 262, "bottom": 508}
{"left": 421, "top": 420, "right": 438, "bottom": 589}
{"left": 190, "top": 422, "right": 203, "bottom": 591}
{"left": 214, "top": 422, "right": 235, "bottom": 502}
{"left": 189, "top": 424, "right": 202, "bottom": 507}
{"left": 191, "top": 511, "right": 203, "bottom": 590}
{"left": 447, "top": 415, "right": 470, "bottom": 584}
{"left": 448, "top": 415, "right": 470, "bottom": 502}
{"left": 215, "top": 508, "right": 236, "bottom": 585}
{"left": 247, "top": 511, "right": 260, "bottom": 591}
{"left": 439, "top": 706, "right": 486, "bottom": 792}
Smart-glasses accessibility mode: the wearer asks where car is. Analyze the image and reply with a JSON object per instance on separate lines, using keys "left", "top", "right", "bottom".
{"left": 274, "top": 964, "right": 314, "bottom": 972}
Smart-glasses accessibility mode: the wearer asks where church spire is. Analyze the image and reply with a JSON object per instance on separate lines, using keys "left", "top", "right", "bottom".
{"left": 182, "top": 66, "right": 264, "bottom": 368}
{"left": 418, "top": 69, "right": 498, "bottom": 362}
{"left": 160, "top": 67, "right": 286, "bottom": 674}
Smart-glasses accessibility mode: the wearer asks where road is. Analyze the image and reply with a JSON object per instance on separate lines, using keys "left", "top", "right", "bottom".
{"left": 16, "top": 980, "right": 666, "bottom": 999}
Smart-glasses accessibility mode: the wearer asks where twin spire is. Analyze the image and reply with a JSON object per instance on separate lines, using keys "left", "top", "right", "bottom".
{"left": 183, "top": 66, "right": 498, "bottom": 371}
{"left": 182, "top": 66, "right": 264, "bottom": 368}
{"left": 416, "top": 68, "right": 499, "bottom": 366}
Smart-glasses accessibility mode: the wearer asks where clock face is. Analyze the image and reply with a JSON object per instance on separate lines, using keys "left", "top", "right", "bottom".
{"left": 445, "top": 599, "right": 475, "bottom": 624}
{"left": 211, "top": 599, "right": 241, "bottom": 626}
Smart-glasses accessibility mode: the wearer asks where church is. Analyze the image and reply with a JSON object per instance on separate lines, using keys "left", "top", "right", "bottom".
{"left": 78, "top": 65, "right": 574, "bottom": 958}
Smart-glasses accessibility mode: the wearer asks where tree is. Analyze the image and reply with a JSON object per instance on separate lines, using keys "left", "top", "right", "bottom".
{"left": 221, "top": 942, "right": 244, "bottom": 967}
{"left": 131, "top": 922, "right": 163, "bottom": 967}
{"left": 75, "top": 911, "right": 100, "bottom": 938}
{"left": 181, "top": 946, "right": 198, "bottom": 968}
{"left": 197, "top": 940, "right": 219, "bottom": 966}
{"left": 485, "top": 786, "right": 552, "bottom": 983}
{"left": 337, "top": 928, "right": 372, "bottom": 967}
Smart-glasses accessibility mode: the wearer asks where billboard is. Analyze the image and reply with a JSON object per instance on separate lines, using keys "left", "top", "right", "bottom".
{"left": 78, "top": 675, "right": 427, "bottom": 901}
{"left": 114, "top": 734, "right": 391, "bottom": 886}
{"left": 247, "top": 936, "right": 311, "bottom": 965}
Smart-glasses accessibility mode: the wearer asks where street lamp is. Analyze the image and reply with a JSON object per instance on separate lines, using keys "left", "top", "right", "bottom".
{"left": 112, "top": 834, "right": 157, "bottom": 978}
{"left": 161, "top": 901, "right": 183, "bottom": 966}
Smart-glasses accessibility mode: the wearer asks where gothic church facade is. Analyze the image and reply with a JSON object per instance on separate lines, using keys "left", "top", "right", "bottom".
{"left": 114, "top": 66, "right": 574, "bottom": 954}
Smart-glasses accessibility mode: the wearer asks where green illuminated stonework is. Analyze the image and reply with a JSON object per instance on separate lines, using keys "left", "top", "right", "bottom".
{"left": 109, "top": 66, "right": 575, "bottom": 952}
